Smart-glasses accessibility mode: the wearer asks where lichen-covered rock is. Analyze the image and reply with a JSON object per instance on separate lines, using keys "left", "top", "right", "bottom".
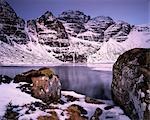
{"left": 14, "top": 67, "right": 61, "bottom": 104}
{"left": 66, "top": 104, "right": 88, "bottom": 120}
{"left": 37, "top": 111, "right": 59, "bottom": 120}
{"left": 111, "top": 48, "right": 150, "bottom": 120}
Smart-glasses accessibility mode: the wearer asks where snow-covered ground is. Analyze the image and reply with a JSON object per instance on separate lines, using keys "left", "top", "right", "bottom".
{"left": 0, "top": 82, "right": 47, "bottom": 120}
{"left": 0, "top": 41, "right": 62, "bottom": 65}
{"left": 0, "top": 82, "right": 130, "bottom": 120}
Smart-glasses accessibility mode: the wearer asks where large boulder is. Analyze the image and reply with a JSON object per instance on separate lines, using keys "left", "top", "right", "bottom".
{"left": 111, "top": 48, "right": 150, "bottom": 120}
{"left": 14, "top": 67, "right": 61, "bottom": 104}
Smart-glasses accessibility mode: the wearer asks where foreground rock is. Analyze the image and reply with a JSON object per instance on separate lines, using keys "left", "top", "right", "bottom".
{"left": 112, "top": 48, "right": 150, "bottom": 120}
{"left": 0, "top": 80, "right": 130, "bottom": 120}
{"left": 14, "top": 67, "right": 61, "bottom": 104}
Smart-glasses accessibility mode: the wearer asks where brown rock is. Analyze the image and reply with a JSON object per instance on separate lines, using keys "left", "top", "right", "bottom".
{"left": 64, "top": 95, "right": 79, "bottom": 102}
{"left": 14, "top": 67, "right": 61, "bottom": 104}
{"left": 85, "top": 97, "right": 104, "bottom": 104}
{"left": 90, "top": 108, "right": 102, "bottom": 120}
{"left": 37, "top": 111, "right": 59, "bottom": 120}
{"left": 67, "top": 104, "right": 88, "bottom": 120}
{"left": 111, "top": 48, "right": 150, "bottom": 120}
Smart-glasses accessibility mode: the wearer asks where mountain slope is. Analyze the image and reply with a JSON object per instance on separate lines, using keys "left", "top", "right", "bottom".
{"left": 0, "top": 0, "right": 150, "bottom": 64}
{"left": 88, "top": 29, "right": 150, "bottom": 63}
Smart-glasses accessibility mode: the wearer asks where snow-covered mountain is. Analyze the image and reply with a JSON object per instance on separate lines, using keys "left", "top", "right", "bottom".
{"left": 0, "top": 0, "right": 150, "bottom": 65}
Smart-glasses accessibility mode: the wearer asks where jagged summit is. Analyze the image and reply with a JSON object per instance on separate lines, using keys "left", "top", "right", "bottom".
{"left": 58, "top": 10, "right": 90, "bottom": 23}
{"left": 0, "top": 0, "right": 17, "bottom": 19}
{"left": 27, "top": 10, "right": 69, "bottom": 46}
{"left": 92, "top": 16, "right": 114, "bottom": 22}
{"left": 37, "top": 11, "right": 56, "bottom": 23}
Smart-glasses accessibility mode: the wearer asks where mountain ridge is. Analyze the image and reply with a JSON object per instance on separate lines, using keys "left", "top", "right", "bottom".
{"left": 0, "top": 0, "right": 150, "bottom": 64}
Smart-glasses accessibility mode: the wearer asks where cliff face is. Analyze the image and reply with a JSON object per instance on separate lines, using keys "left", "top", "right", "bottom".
{"left": 112, "top": 48, "right": 150, "bottom": 120}
{"left": 27, "top": 11, "right": 69, "bottom": 47}
{"left": 0, "top": 0, "right": 29, "bottom": 44}
{"left": 0, "top": 0, "right": 150, "bottom": 64}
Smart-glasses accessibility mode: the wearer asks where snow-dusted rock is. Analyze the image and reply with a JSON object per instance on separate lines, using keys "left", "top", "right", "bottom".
{"left": 0, "top": 0, "right": 29, "bottom": 44}
{"left": 77, "top": 30, "right": 104, "bottom": 42}
{"left": 27, "top": 11, "right": 69, "bottom": 47}
{"left": 85, "top": 16, "right": 114, "bottom": 32}
{"left": 87, "top": 29, "right": 150, "bottom": 63}
{"left": 77, "top": 16, "right": 113, "bottom": 42}
{"left": 58, "top": 10, "right": 90, "bottom": 24}
{"left": 112, "top": 48, "right": 150, "bottom": 120}
{"left": 132, "top": 25, "right": 150, "bottom": 32}
{"left": 0, "top": 75, "right": 12, "bottom": 84}
{"left": 58, "top": 10, "right": 90, "bottom": 37}
{"left": 104, "top": 21, "right": 131, "bottom": 42}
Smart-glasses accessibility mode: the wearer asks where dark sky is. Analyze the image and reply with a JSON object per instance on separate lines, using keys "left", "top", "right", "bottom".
{"left": 6, "top": 0, "right": 149, "bottom": 25}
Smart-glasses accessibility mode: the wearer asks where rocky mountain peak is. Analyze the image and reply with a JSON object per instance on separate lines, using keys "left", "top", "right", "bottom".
{"left": 104, "top": 20, "right": 131, "bottom": 42}
{"left": 85, "top": 16, "right": 114, "bottom": 31}
{"left": 27, "top": 10, "right": 69, "bottom": 47}
{"left": 58, "top": 10, "right": 90, "bottom": 23}
{"left": 37, "top": 11, "right": 56, "bottom": 23}
{"left": 0, "top": 0, "right": 19, "bottom": 25}
{"left": 0, "top": 0, "right": 29, "bottom": 44}
{"left": 92, "top": 16, "right": 114, "bottom": 23}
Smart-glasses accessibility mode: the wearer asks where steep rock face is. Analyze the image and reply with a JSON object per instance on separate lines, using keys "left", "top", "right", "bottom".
{"left": 112, "top": 48, "right": 150, "bottom": 120}
{"left": 27, "top": 11, "right": 69, "bottom": 47}
{"left": 77, "top": 16, "right": 114, "bottom": 42}
{"left": 104, "top": 21, "right": 131, "bottom": 42}
{"left": 85, "top": 16, "right": 114, "bottom": 32}
{"left": 58, "top": 10, "right": 90, "bottom": 37}
{"left": 58, "top": 10, "right": 90, "bottom": 24}
{"left": 0, "top": 0, "right": 29, "bottom": 44}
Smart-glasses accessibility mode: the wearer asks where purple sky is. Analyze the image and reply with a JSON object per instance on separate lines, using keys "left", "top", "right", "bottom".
{"left": 6, "top": 0, "right": 149, "bottom": 25}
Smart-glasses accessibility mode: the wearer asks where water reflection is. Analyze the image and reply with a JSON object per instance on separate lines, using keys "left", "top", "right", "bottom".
{"left": 0, "top": 65, "right": 112, "bottom": 99}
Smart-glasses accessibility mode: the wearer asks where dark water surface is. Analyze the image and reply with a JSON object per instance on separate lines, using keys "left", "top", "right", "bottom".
{"left": 0, "top": 65, "right": 112, "bottom": 99}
